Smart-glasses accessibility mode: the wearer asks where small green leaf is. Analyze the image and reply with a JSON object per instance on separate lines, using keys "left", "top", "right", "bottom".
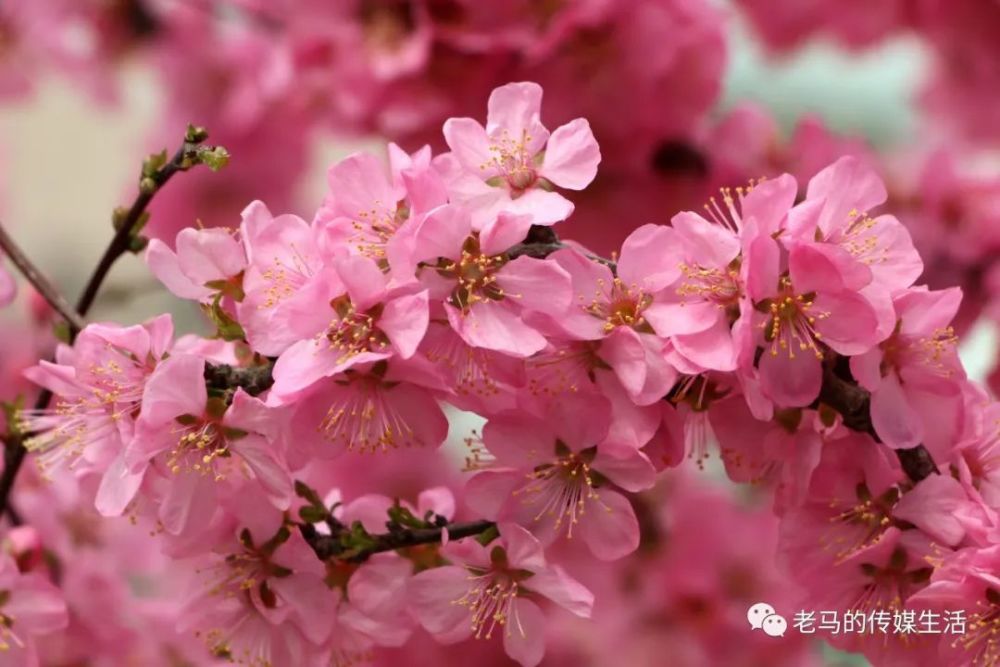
{"left": 475, "top": 525, "right": 499, "bottom": 546}
{"left": 206, "top": 295, "right": 246, "bottom": 342}
{"left": 186, "top": 124, "right": 209, "bottom": 143}
{"left": 1, "top": 397, "right": 25, "bottom": 439}
{"left": 294, "top": 480, "right": 326, "bottom": 508}
{"left": 52, "top": 320, "right": 71, "bottom": 344}
{"left": 299, "top": 505, "right": 328, "bottom": 524}
{"left": 174, "top": 413, "right": 200, "bottom": 426}
{"left": 197, "top": 146, "right": 231, "bottom": 172}
{"left": 220, "top": 426, "right": 248, "bottom": 441}
{"left": 142, "top": 149, "right": 168, "bottom": 178}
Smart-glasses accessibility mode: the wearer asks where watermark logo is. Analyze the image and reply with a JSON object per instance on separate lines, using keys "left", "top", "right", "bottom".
{"left": 747, "top": 602, "right": 787, "bottom": 637}
{"left": 747, "top": 603, "right": 966, "bottom": 638}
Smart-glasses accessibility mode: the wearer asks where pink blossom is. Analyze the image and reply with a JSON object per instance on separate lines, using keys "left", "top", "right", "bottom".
{"left": 314, "top": 147, "right": 447, "bottom": 266}
{"left": 283, "top": 359, "right": 449, "bottom": 461}
{"left": 236, "top": 201, "right": 327, "bottom": 356}
{"left": 466, "top": 395, "right": 653, "bottom": 560}
{"left": 178, "top": 499, "right": 336, "bottom": 665}
{"left": 788, "top": 156, "right": 923, "bottom": 294}
{"left": 850, "top": 286, "right": 966, "bottom": 455}
{"left": 440, "top": 81, "right": 600, "bottom": 227}
{"left": 907, "top": 544, "right": 1000, "bottom": 667}
{"left": 20, "top": 316, "right": 174, "bottom": 478}
{"left": 269, "top": 254, "right": 429, "bottom": 401}
{"left": 0, "top": 553, "right": 67, "bottom": 667}
{"left": 146, "top": 225, "right": 248, "bottom": 303}
{"left": 548, "top": 225, "right": 687, "bottom": 405}
{"left": 749, "top": 228, "right": 886, "bottom": 408}
{"left": 409, "top": 204, "right": 572, "bottom": 357}
{"left": 119, "top": 354, "right": 292, "bottom": 533}
{"left": 654, "top": 175, "right": 799, "bottom": 372}
{"left": 408, "top": 524, "right": 593, "bottom": 667}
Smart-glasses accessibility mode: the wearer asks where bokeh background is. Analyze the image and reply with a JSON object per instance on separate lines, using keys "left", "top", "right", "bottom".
{"left": 1, "top": 1, "right": 998, "bottom": 665}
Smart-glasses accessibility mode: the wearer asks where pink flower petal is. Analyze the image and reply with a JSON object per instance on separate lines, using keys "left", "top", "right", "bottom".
{"left": 806, "top": 156, "right": 887, "bottom": 237}
{"left": 617, "top": 224, "right": 683, "bottom": 292}
{"left": 505, "top": 188, "right": 574, "bottom": 226}
{"left": 671, "top": 211, "right": 740, "bottom": 267}
{"left": 811, "top": 290, "right": 880, "bottom": 355}
{"left": 325, "top": 152, "right": 403, "bottom": 221}
{"left": 333, "top": 254, "right": 387, "bottom": 311}
{"left": 788, "top": 241, "right": 872, "bottom": 293}
{"left": 479, "top": 211, "right": 533, "bottom": 256}
{"left": 870, "top": 373, "right": 924, "bottom": 449}
{"left": 380, "top": 290, "right": 430, "bottom": 359}
{"left": 672, "top": 316, "right": 737, "bottom": 371}
{"left": 503, "top": 598, "right": 547, "bottom": 667}
{"left": 525, "top": 567, "right": 594, "bottom": 618}
{"left": 644, "top": 300, "right": 720, "bottom": 337}
{"left": 138, "top": 355, "right": 207, "bottom": 426}
{"left": 486, "top": 82, "right": 547, "bottom": 142}
{"left": 496, "top": 256, "right": 571, "bottom": 313}
{"left": 742, "top": 173, "right": 798, "bottom": 234}
{"left": 176, "top": 227, "right": 246, "bottom": 285}
{"left": 232, "top": 434, "right": 292, "bottom": 510}
{"left": 0, "top": 262, "right": 15, "bottom": 306}
{"left": 578, "top": 488, "right": 640, "bottom": 561}
{"left": 465, "top": 470, "right": 523, "bottom": 519}
{"left": 447, "top": 300, "right": 547, "bottom": 357}
{"left": 411, "top": 204, "right": 472, "bottom": 263}
{"left": 95, "top": 454, "right": 144, "bottom": 517}
{"left": 540, "top": 118, "right": 600, "bottom": 190}
{"left": 759, "top": 349, "right": 822, "bottom": 408}
{"left": 442, "top": 117, "right": 495, "bottom": 175}
{"left": 145, "top": 239, "right": 211, "bottom": 300}
{"left": 408, "top": 566, "right": 473, "bottom": 642}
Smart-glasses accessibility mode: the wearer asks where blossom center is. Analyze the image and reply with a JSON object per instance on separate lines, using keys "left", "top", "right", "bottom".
{"left": 762, "top": 276, "right": 828, "bottom": 359}
{"left": 325, "top": 296, "right": 390, "bottom": 363}
{"left": 515, "top": 447, "right": 603, "bottom": 538}
{"left": 436, "top": 236, "right": 507, "bottom": 312}
{"left": 677, "top": 262, "right": 741, "bottom": 308}
{"left": 352, "top": 201, "right": 408, "bottom": 260}
{"left": 823, "top": 484, "right": 898, "bottom": 563}
{"left": 957, "top": 592, "right": 1000, "bottom": 665}
{"left": 454, "top": 570, "right": 523, "bottom": 640}
{"left": 587, "top": 277, "right": 652, "bottom": 333}
{"left": 484, "top": 129, "right": 538, "bottom": 193}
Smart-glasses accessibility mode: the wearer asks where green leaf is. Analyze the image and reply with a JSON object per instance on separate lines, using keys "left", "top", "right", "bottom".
{"left": 299, "top": 505, "right": 328, "bottom": 524}
{"left": 185, "top": 124, "right": 209, "bottom": 143}
{"left": 1, "top": 396, "right": 26, "bottom": 439}
{"left": 142, "top": 149, "right": 168, "bottom": 178}
{"left": 197, "top": 146, "right": 231, "bottom": 172}
{"left": 52, "top": 320, "right": 71, "bottom": 344}
{"left": 206, "top": 295, "right": 246, "bottom": 342}
{"left": 294, "top": 480, "right": 326, "bottom": 508}
{"left": 475, "top": 525, "right": 500, "bottom": 546}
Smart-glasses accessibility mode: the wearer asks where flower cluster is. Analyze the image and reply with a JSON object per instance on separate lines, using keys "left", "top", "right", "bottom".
{"left": 5, "top": 81, "right": 999, "bottom": 667}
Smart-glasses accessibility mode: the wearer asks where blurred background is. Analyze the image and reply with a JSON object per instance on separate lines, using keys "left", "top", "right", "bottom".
{"left": 1, "top": 1, "right": 998, "bottom": 665}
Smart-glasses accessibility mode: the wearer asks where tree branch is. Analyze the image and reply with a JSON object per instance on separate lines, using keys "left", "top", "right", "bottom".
{"left": 817, "top": 362, "right": 938, "bottom": 483}
{"left": 0, "top": 223, "right": 87, "bottom": 332}
{"left": 0, "top": 127, "right": 224, "bottom": 521}
{"left": 300, "top": 519, "right": 497, "bottom": 563}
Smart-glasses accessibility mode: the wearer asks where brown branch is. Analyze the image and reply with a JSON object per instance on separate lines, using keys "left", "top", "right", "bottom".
{"left": 817, "top": 362, "right": 938, "bottom": 483}
{"left": 0, "top": 127, "right": 222, "bottom": 521}
{"left": 0, "top": 224, "right": 87, "bottom": 332}
{"left": 301, "top": 519, "right": 497, "bottom": 563}
{"left": 204, "top": 360, "right": 275, "bottom": 400}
